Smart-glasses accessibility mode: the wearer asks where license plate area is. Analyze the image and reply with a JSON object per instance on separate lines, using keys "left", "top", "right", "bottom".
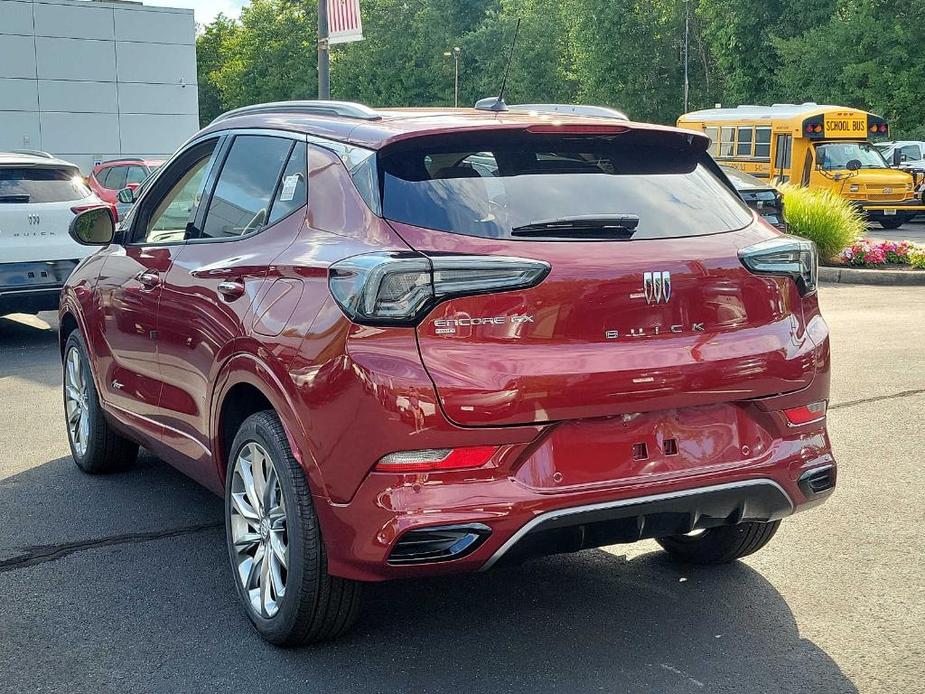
{"left": 884, "top": 208, "right": 897, "bottom": 216}
{"left": 514, "top": 404, "right": 773, "bottom": 491}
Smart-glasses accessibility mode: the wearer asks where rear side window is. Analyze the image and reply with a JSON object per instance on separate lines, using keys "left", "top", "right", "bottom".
{"left": 126, "top": 165, "right": 148, "bottom": 185}
{"left": 0, "top": 167, "right": 89, "bottom": 203}
{"left": 379, "top": 134, "right": 752, "bottom": 240}
{"left": 200, "top": 135, "right": 292, "bottom": 239}
{"left": 267, "top": 141, "right": 307, "bottom": 225}
{"left": 104, "top": 166, "right": 127, "bottom": 190}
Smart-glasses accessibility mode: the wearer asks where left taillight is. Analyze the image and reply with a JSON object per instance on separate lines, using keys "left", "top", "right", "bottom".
{"left": 375, "top": 446, "right": 498, "bottom": 473}
{"left": 328, "top": 252, "right": 550, "bottom": 326}
{"left": 739, "top": 235, "right": 818, "bottom": 296}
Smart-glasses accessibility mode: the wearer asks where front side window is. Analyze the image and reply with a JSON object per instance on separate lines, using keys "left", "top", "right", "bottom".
{"left": 126, "top": 165, "right": 148, "bottom": 186}
{"left": 142, "top": 143, "right": 217, "bottom": 244}
{"left": 899, "top": 144, "right": 921, "bottom": 161}
{"left": 0, "top": 167, "right": 89, "bottom": 203}
{"left": 755, "top": 127, "right": 772, "bottom": 159}
{"left": 815, "top": 142, "right": 888, "bottom": 171}
{"left": 379, "top": 133, "right": 752, "bottom": 241}
{"left": 199, "top": 135, "right": 292, "bottom": 239}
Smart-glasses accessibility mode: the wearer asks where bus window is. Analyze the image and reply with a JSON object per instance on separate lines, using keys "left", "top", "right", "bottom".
{"left": 705, "top": 127, "right": 719, "bottom": 156}
{"left": 774, "top": 134, "right": 792, "bottom": 182}
{"left": 736, "top": 127, "right": 753, "bottom": 156}
{"left": 755, "top": 127, "right": 771, "bottom": 159}
{"left": 720, "top": 127, "right": 734, "bottom": 157}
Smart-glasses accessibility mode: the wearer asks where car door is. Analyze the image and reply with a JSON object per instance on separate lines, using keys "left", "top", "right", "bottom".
{"left": 156, "top": 132, "right": 307, "bottom": 474}
{"left": 93, "top": 137, "right": 221, "bottom": 444}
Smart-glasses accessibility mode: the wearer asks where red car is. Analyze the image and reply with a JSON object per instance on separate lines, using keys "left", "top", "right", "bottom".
{"left": 86, "top": 157, "right": 163, "bottom": 205}
{"left": 60, "top": 100, "right": 836, "bottom": 646}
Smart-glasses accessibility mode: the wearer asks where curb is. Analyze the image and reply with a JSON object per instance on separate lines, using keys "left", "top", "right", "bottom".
{"left": 819, "top": 266, "right": 925, "bottom": 286}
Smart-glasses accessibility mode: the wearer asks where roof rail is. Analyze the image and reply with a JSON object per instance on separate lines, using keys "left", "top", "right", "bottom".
{"left": 211, "top": 100, "right": 382, "bottom": 124}
{"left": 100, "top": 157, "right": 147, "bottom": 164}
{"left": 508, "top": 103, "right": 629, "bottom": 120}
{"left": 11, "top": 149, "right": 55, "bottom": 158}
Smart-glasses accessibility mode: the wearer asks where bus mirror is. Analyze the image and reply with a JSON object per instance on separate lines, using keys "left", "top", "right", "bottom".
{"left": 846, "top": 159, "right": 862, "bottom": 172}
{"left": 892, "top": 150, "right": 902, "bottom": 166}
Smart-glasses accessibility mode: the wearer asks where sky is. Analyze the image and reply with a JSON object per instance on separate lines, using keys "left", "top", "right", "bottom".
{"left": 150, "top": 0, "right": 247, "bottom": 25}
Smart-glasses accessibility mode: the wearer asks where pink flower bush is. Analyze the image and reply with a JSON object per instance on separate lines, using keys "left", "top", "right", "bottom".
{"left": 841, "top": 238, "right": 923, "bottom": 267}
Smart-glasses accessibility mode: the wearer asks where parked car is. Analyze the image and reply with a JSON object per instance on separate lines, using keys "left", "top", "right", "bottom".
{"left": 875, "top": 141, "right": 925, "bottom": 214}
{"left": 60, "top": 100, "right": 837, "bottom": 646}
{"left": 0, "top": 150, "right": 109, "bottom": 316}
{"left": 86, "top": 157, "right": 163, "bottom": 205}
{"left": 720, "top": 165, "right": 787, "bottom": 230}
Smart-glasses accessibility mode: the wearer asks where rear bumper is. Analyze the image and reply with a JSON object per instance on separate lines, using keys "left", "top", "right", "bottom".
{"left": 317, "top": 426, "right": 836, "bottom": 582}
{"left": 0, "top": 260, "right": 78, "bottom": 314}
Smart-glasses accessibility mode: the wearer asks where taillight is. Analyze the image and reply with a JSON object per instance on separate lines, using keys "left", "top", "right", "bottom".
{"left": 782, "top": 401, "right": 827, "bottom": 426}
{"left": 375, "top": 446, "right": 498, "bottom": 472}
{"left": 739, "top": 235, "right": 818, "bottom": 296}
{"left": 328, "top": 252, "right": 550, "bottom": 326}
{"left": 71, "top": 203, "right": 116, "bottom": 222}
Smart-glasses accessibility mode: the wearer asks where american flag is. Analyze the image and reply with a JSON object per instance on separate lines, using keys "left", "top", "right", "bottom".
{"left": 327, "top": 0, "right": 364, "bottom": 45}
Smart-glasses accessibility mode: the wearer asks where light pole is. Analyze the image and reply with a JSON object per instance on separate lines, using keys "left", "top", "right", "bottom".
{"left": 443, "top": 46, "right": 460, "bottom": 107}
{"left": 682, "top": 0, "right": 689, "bottom": 113}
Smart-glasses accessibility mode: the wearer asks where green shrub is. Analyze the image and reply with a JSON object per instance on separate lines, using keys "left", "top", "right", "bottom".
{"left": 779, "top": 184, "right": 865, "bottom": 261}
{"left": 909, "top": 246, "right": 925, "bottom": 269}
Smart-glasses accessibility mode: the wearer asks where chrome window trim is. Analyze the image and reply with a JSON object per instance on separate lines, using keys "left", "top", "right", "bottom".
{"left": 479, "top": 479, "right": 794, "bottom": 571}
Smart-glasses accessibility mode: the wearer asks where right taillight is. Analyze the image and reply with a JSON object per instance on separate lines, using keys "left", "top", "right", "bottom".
{"left": 782, "top": 401, "right": 827, "bottom": 426}
{"left": 739, "top": 235, "right": 818, "bottom": 296}
{"left": 328, "top": 252, "right": 550, "bottom": 326}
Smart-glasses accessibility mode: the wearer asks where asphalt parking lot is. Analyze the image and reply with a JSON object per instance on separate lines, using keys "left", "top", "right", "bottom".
{"left": 1, "top": 284, "right": 923, "bottom": 693}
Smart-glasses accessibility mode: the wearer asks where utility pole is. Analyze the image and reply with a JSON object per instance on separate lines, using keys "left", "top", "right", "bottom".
{"left": 684, "top": 0, "right": 690, "bottom": 113}
{"left": 444, "top": 47, "right": 461, "bottom": 107}
{"left": 318, "top": 0, "right": 330, "bottom": 99}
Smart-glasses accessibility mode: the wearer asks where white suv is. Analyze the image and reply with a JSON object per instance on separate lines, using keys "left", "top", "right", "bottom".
{"left": 0, "top": 151, "right": 106, "bottom": 316}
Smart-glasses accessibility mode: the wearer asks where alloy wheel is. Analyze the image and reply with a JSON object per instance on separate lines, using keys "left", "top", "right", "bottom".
{"left": 64, "top": 346, "right": 90, "bottom": 458}
{"left": 229, "top": 441, "right": 289, "bottom": 618}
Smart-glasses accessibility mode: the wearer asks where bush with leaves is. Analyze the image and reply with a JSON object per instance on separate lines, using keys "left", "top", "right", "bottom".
{"left": 779, "top": 184, "right": 865, "bottom": 261}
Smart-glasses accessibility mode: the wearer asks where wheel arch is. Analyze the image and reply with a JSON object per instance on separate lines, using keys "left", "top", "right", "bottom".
{"left": 211, "top": 353, "right": 326, "bottom": 498}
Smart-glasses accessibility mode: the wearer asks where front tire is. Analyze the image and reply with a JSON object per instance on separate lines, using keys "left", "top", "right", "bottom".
{"left": 656, "top": 520, "right": 781, "bottom": 564}
{"left": 63, "top": 331, "right": 138, "bottom": 474}
{"left": 225, "top": 410, "right": 361, "bottom": 646}
{"left": 877, "top": 214, "right": 908, "bottom": 229}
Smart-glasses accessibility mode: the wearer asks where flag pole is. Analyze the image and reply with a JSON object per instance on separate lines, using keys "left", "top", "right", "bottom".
{"left": 318, "top": 0, "right": 330, "bottom": 99}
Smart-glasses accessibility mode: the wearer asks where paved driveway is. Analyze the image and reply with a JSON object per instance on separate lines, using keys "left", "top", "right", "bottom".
{"left": 1, "top": 285, "right": 923, "bottom": 693}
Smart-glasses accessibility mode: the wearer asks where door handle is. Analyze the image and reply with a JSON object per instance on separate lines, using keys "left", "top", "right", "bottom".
{"left": 136, "top": 270, "right": 160, "bottom": 289}
{"left": 217, "top": 279, "right": 246, "bottom": 301}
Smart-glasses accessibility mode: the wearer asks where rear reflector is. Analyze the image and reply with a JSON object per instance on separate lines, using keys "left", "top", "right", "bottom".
{"left": 782, "top": 401, "right": 827, "bottom": 426}
{"left": 375, "top": 446, "right": 498, "bottom": 473}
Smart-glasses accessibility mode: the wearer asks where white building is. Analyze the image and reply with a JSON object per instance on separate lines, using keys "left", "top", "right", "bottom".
{"left": 0, "top": 0, "right": 199, "bottom": 172}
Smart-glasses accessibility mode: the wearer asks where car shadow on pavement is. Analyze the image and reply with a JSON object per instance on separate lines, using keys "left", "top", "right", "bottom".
{"left": 0, "top": 453, "right": 858, "bottom": 694}
{"left": 0, "top": 312, "right": 61, "bottom": 388}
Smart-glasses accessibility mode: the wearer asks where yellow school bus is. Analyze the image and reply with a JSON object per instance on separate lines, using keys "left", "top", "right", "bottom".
{"left": 678, "top": 103, "right": 925, "bottom": 228}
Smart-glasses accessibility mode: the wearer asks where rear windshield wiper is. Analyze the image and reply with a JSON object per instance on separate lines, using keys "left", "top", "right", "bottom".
{"left": 510, "top": 214, "right": 639, "bottom": 238}
{"left": 0, "top": 194, "right": 30, "bottom": 203}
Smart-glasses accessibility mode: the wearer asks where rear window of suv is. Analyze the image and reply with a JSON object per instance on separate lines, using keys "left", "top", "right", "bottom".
{"left": 378, "top": 133, "right": 753, "bottom": 240}
{"left": 0, "top": 167, "right": 90, "bottom": 203}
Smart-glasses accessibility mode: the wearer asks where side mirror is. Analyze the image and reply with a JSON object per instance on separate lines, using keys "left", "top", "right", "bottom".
{"left": 846, "top": 159, "right": 862, "bottom": 172}
{"left": 117, "top": 187, "right": 135, "bottom": 204}
{"left": 892, "top": 150, "right": 902, "bottom": 166}
{"left": 69, "top": 207, "right": 114, "bottom": 246}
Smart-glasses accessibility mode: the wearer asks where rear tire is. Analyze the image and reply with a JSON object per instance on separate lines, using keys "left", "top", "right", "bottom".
{"left": 63, "top": 331, "right": 138, "bottom": 474}
{"left": 225, "top": 410, "right": 361, "bottom": 646}
{"left": 656, "top": 520, "right": 781, "bottom": 564}
{"left": 877, "top": 215, "right": 908, "bottom": 229}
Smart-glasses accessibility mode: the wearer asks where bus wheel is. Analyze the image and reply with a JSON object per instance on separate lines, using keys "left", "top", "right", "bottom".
{"left": 878, "top": 215, "right": 908, "bottom": 229}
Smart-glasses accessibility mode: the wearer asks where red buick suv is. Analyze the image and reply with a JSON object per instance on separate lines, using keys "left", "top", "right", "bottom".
{"left": 60, "top": 100, "right": 836, "bottom": 646}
